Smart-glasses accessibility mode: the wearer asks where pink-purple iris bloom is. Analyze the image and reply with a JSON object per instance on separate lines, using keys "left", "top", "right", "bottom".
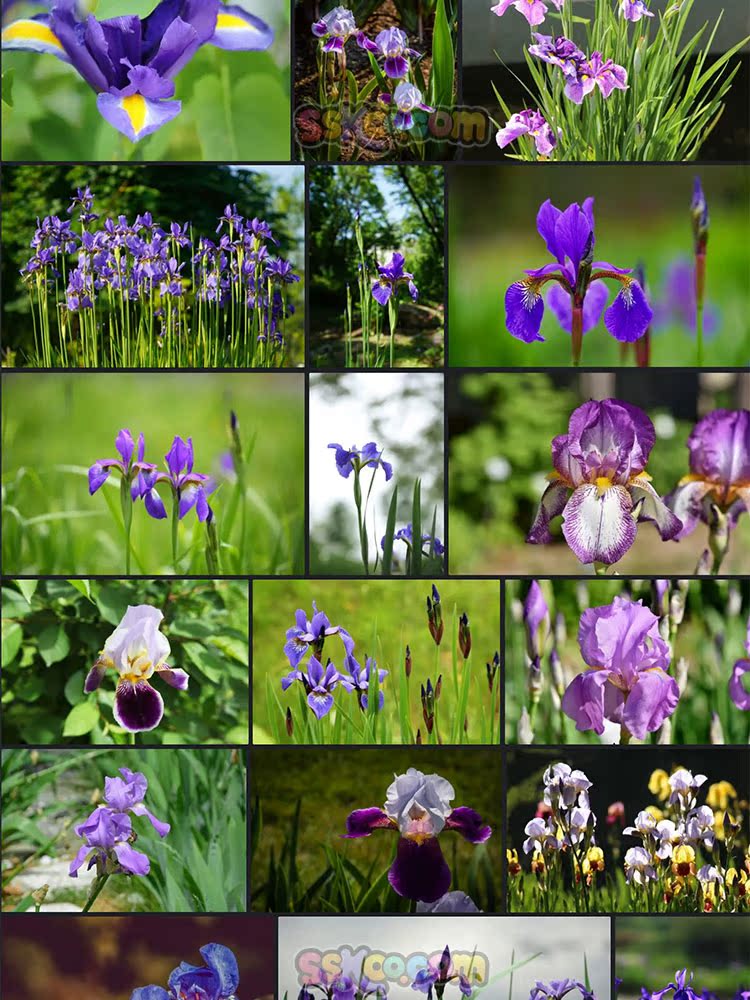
{"left": 529, "top": 34, "right": 627, "bottom": 105}
{"left": 527, "top": 399, "right": 683, "bottom": 566}
{"left": 729, "top": 616, "right": 750, "bottom": 711}
{"left": 328, "top": 441, "right": 394, "bottom": 480}
{"left": 131, "top": 943, "right": 238, "bottom": 1000}
{"left": 284, "top": 602, "right": 355, "bottom": 668}
{"left": 371, "top": 251, "right": 419, "bottom": 306}
{"left": 69, "top": 767, "right": 169, "bottom": 879}
{"left": 344, "top": 768, "right": 491, "bottom": 903}
{"left": 666, "top": 409, "right": 750, "bottom": 539}
{"left": 496, "top": 109, "right": 557, "bottom": 157}
{"left": 358, "top": 26, "right": 420, "bottom": 79}
{"left": 490, "top": 0, "right": 564, "bottom": 27}
{"left": 1, "top": 0, "right": 273, "bottom": 142}
{"left": 561, "top": 596, "right": 680, "bottom": 740}
{"left": 312, "top": 5, "right": 357, "bottom": 51}
{"left": 412, "top": 945, "right": 472, "bottom": 998}
{"left": 620, "top": 0, "right": 654, "bottom": 21}
{"left": 141, "top": 435, "right": 216, "bottom": 522}
{"left": 504, "top": 198, "right": 653, "bottom": 351}
{"left": 282, "top": 655, "right": 342, "bottom": 719}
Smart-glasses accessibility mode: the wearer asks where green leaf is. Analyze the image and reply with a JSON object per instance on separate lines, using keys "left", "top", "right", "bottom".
{"left": 64, "top": 669, "right": 86, "bottom": 706}
{"left": 62, "top": 699, "right": 99, "bottom": 737}
{"left": 2, "top": 69, "right": 14, "bottom": 109}
{"left": 428, "top": 0, "right": 455, "bottom": 110}
{"left": 16, "top": 580, "right": 38, "bottom": 605}
{"left": 2, "top": 622, "right": 22, "bottom": 667}
{"left": 381, "top": 485, "right": 398, "bottom": 578}
{"left": 66, "top": 579, "right": 92, "bottom": 600}
{"left": 192, "top": 68, "right": 290, "bottom": 162}
{"left": 37, "top": 624, "right": 70, "bottom": 667}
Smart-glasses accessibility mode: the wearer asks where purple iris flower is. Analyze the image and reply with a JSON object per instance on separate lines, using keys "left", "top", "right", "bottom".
{"left": 530, "top": 983, "right": 593, "bottom": 1000}
{"left": 282, "top": 655, "right": 342, "bottom": 719}
{"left": 341, "top": 652, "right": 388, "bottom": 710}
{"left": 496, "top": 108, "right": 557, "bottom": 157}
{"left": 505, "top": 199, "right": 653, "bottom": 360}
{"left": 729, "top": 616, "right": 750, "bottom": 711}
{"left": 88, "top": 428, "right": 155, "bottom": 498}
{"left": 381, "top": 523, "right": 445, "bottom": 557}
{"left": 140, "top": 435, "right": 216, "bottom": 522}
{"left": 328, "top": 441, "right": 393, "bottom": 481}
{"left": 490, "top": 0, "right": 565, "bottom": 27}
{"left": 283, "top": 601, "right": 355, "bottom": 668}
{"left": 69, "top": 768, "right": 169, "bottom": 880}
{"left": 358, "top": 26, "right": 419, "bottom": 79}
{"left": 371, "top": 251, "right": 419, "bottom": 306}
{"left": 527, "top": 399, "right": 683, "bottom": 566}
{"left": 311, "top": 5, "right": 357, "bottom": 51}
{"left": 528, "top": 33, "right": 585, "bottom": 81}
{"left": 620, "top": 0, "right": 654, "bottom": 20}
{"left": 131, "top": 943, "right": 239, "bottom": 1000}
{"left": 564, "top": 52, "right": 628, "bottom": 104}
{"left": 380, "top": 81, "right": 434, "bottom": 131}
{"left": 653, "top": 260, "right": 719, "bottom": 338}
{"left": 666, "top": 409, "right": 750, "bottom": 539}
{"left": 523, "top": 580, "right": 549, "bottom": 660}
{"left": 652, "top": 971, "right": 701, "bottom": 1000}
{"left": 344, "top": 768, "right": 491, "bottom": 902}
{"left": 561, "top": 596, "right": 680, "bottom": 740}
{"left": 1, "top": 1, "right": 274, "bottom": 142}
{"left": 412, "top": 946, "right": 472, "bottom": 997}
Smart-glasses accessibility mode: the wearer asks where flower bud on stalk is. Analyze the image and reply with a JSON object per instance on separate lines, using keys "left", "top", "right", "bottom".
{"left": 669, "top": 580, "right": 689, "bottom": 630}
{"left": 708, "top": 503, "right": 730, "bottom": 574}
{"left": 518, "top": 706, "right": 534, "bottom": 744}
{"left": 286, "top": 707, "right": 294, "bottom": 738}
{"left": 458, "top": 612, "right": 472, "bottom": 659}
{"left": 710, "top": 712, "right": 725, "bottom": 745}
{"left": 486, "top": 651, "right": 500, "bottom": 693}
{"left": 549, "top": 648, "right": 565, "bottom": 699}
{"left": 405, "top": 644, "right": 412, "bottom": 679}
{"left": 427, "top": 585, "right": 444, "bottom": 645}
{"left": 691, "top": 177, "right": 709, "bottom": 365}
{"left": 205, "top": 510, "right": 220, "bottom": 575}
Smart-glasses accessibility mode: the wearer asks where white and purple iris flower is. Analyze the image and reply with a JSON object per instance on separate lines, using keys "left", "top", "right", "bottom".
{"left": 328, "top": 441, "right": 394, "bottom": 480}
{"left": 85, "top": 604, "right": 189, "bottom": 732}
{"left": 344, "top": 767, "right": 492, "bottom": 903}
{"left": 490, "top": 0, "right": 565, "bottom": 27}
{"left": 666, "top": 409, "right": 750, "bottom": 539}
{"left": 371, "top": 251, "right": 419, "bottom": 306}
{"left": 527, "top": 398, "right": 683, "bottom": 566}
{"left": 131, "top": 943, "right": 239, "bottom": 1000}
{"left": 504, "top": 198, "right": 653, "bottom": 349}
{"left": 1, "top": 0, "right": 274, "bottom": 142}
{"left": 561, "top": 596, "right": 680, "bottom": 741}
{"left": 497, "top": 108, "right": 557, "bottom": 157}
{"left": 620, "top": 0, "right": 654, "bottom": 21}
{"left": 380, "top": 81, "right": 434, "bottom": 131}
{"left": 312, "top": 5, "right": 357, "bottom": 52}
{"left": 358, "top": 26, "right": 420, "bottom": 79}
{"left": 69, "top": 767, "right": 169, "bottom": 879}
{"left": 729, "top": 616, "right": 750, "bottom": 711}
{"left": 411, "top": 945, "right": 473, "bottom": 997}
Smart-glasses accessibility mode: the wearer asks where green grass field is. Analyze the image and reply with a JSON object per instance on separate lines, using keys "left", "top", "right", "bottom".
{"left": 1, "top": 373, "right": 305, "bottom": 575}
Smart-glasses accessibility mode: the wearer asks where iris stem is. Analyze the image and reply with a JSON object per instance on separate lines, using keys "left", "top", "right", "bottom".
{"left": 219, "top": 56, "right": 239, "bottom": 161}
{"left": 81, "top": 873, "right": 109, "bottom": 914}
{"left": 571, "top": 304, "right": 584, "bottom": 366}
{"left": 171, "top": 495, "right": 180, "bottom": 574}
{"left": 695, "top": 252, "right": 706, "bottom": 366}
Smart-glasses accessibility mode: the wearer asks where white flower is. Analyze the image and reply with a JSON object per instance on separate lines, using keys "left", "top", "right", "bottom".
{"left": 624, "top": 846, "right": 657, "bottom": 885}
{"left": 686, "top": 806, "right": 716, "bottom": 850}
{"left": 623, "top": 809, "right": 657, "bottom": 837}
{"left": 565, "top": 806, "right": 593, "bottom": 846}
{"left": 653, "top": 819, "right": 681, "bottom": 860}
{"left": 697, "top": 864, "right": 724, "bottom": 886}
{"left": 384, "top": 768, "right": 455, "bottom": 839}
{"left": 668, "top": 768, "right": 707, "bottom": 805}
{"left": 523, "top": 816, "right": 560, "bottom": 855}
{"left": 317, "top": 6, "right": 356, "bottom": 38}
{"left": 543, "top": 763, "right": 592, "bottom": 809}
{"left": 100, "top": 605, "right": 171, "bottom": 683}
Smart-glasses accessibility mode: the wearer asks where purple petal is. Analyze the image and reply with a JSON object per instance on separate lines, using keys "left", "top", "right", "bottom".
{"left": 131, "top": 989, "right": 171, "bottom": 1000}
{"left": 199, "top": 944, "right": 239, "bottom": 996}
{"left": 113, "top": 841, "right": 150, "bottom": 876}
{"left": 384, "top": 55, "right": 409, "bottom": 78}
{"left": 729, "top": 660, "right": 750, "bottom": 711}
{"left": 629, "top": 477, "right": 683, "bottom": 540}
{"left": 155, "top": 666, "right": 190, "bottom": 690}
{"left": 604, "top": 281, "right": 652, "bottom": 343}
{"left": 445, "top": 807, "right": 492, "bottom": 843}
{"left": 527, "top": 481, "right": 571, "bottom": 544}
{"left": 84, "top": 662, "right": 107, "bottom": 693}
{"left": 130, "top": 803, "right": 171, "bottom": 838}
{"left": 372, "top": 281, "right": 392, "bottom": 306}
{"left": 307, "top": 690, "right": 334, "bottom": 719}
{"left": 561, "top": 671, "right": 612, "bottom": 734}
{"left": 96, "top": 92, "right": 182, "bottom": 144}
{"left": 344, "top": 807, "right": 394, "bottom": 838}
{"left": 114, "top": 681, "right": 164, "bottom": 732}
{"left": 562, "top": 483, "right": 637, "bottom": 565}
{"left": 505, "top": 281, "right": 545, "bottom": 343}
{"left": 388, "top": 836, "right": 451, "bottom": 902}
{"left": 547, "top": 280, "right": 609, "bottom": 333}
{"left": 69, "top": 843, "right": 92, "bottom": 878}
{"left": 210, "top": 6, "right": 274, "bottom": 51}
{"left": 622, "top": 669, "right": 680, "bottom": 740}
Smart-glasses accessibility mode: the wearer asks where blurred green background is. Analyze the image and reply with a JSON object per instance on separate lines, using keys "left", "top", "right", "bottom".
{"left": 505, "top": 578, "right": 750, "bottom": 745}
{"left": 309, "top": 165, "right": 445, "bottom": 367}
{"left": 2, "top": 0, "right": 290, "bottom": 161}
{"left": 252, "top": 578, "right": 500, "bottom": 743}
{"left": 616, "top": 917, "right": 750, "bottom": 997}
{"left": 1, "top": 372, "right": 305, "bottom": 575}
{"left": 449, "top": 165, "right": 750, "bottom": 367}
{"left": 251, "top": 746, "right": 503, "bottom": 912}
{"left": 1, "top": 163, "right": 304, "bottom": 367}
{"left": 448, "top": 371, "right": 750, "bottom": 574}
{"left": 2, "top": 748, "right": 246, "bottom": 911}
{"left": 1, "top": 578, "right": 249, "bottom": 745}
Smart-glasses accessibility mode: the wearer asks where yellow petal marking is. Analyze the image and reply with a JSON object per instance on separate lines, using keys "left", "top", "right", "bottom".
{"left": 216, "top": 13, "right": 253, "bottom": 30}
{"left": 595, "top": 476, "right": 614, "bottom": 495}
{"left": 3, "top": 20, "right": 64, "bottom": 50}
{"left": 122, "top": 94, "right": 147, "bottom": 135}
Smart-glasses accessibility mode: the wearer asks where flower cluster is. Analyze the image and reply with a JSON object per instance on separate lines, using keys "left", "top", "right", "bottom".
{"left": 21, "top": 187, "right": 299, "bottom": 363}
{"left": 2, "top": 1, "right": 273, "bottom": 142}
{"left": 311, "top": 5, "right": 433, "bottom": 133}
{"left": 530, "top": 34, "right": 627, "bottom": 105}
{"left": 281, "top": 601, "right": 387, "bottom": 719}
{"left": 299, "top": 970, "right": 386, "bottom": 1000}
{"left": 131, "top": 943, "right": 238, "bottom": 1000}
{"left": 345, "top": 767, "right": 491, "bottom": 903}
{"left": 522, "top": 763, "right": 598, "bottom": 884}
{"left": 70, "top": 767, "right": 169, "bottom": 879}
{"left": 530, "top": 982, "right": 595, "bottom": 1000}
{"left": 85, "top": 604, "right": 189, "bottom": 732}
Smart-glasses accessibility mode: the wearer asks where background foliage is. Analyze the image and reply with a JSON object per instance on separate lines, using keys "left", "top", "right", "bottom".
{"left": 1, "top": 579, "right": 249, "bottom": 744}
{"left": 2, "top": 0, "right": 290, "bottom": 162}
{"left": 1, "top": 164, "right": 305, "bottom": 366}
{"left": 448, "top": 371, "right": 750, "bottom": 574}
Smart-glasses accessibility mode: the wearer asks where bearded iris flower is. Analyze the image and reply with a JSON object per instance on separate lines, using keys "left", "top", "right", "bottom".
{"left": 1, "top": 0, "right": 273, "bottom": 142}
{"left": 358, "top": 26, "right": 419, "bottom": 79}
{"left": 312, "top": 5, "right": 357, "bottom": 51}
{"left": 284, "top": 602, "right": 354, "bottom": 668}
{"left": 490, "top": 0, "right": 564, "bottom": 27}
{"left": 729, "top": 616, "right": 750, "bottom": 711}
{"left": 496, "top": 108, "right": 557, "bottom": 157}
{"left": 527, "top": 398, "right": 682, "bottom": 567}
{"left": 344, "top": 767, "right": 491, "bottom": 902}
{"left": 328, "top": 441, "right": 393, "bottom": 480}
{"left": 505, "top": 199, "right": 652, "bottom": 363}
{"left": 131, "top": 943, "right": 239, "bottom": 1000}
{"left": 380, "top": 81, "right": 433, "bottom": 131}
{"left": 85, "top": 604, "right": 189, "bottom": 732}
{"left": 371, "top": 252, "right": 419, "bottom": 306}
{"left": 412, "top": 945, "right": 473, "bottom": 997}
{"left": 561, "top": 596, "right": 680, "bottom": 741}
